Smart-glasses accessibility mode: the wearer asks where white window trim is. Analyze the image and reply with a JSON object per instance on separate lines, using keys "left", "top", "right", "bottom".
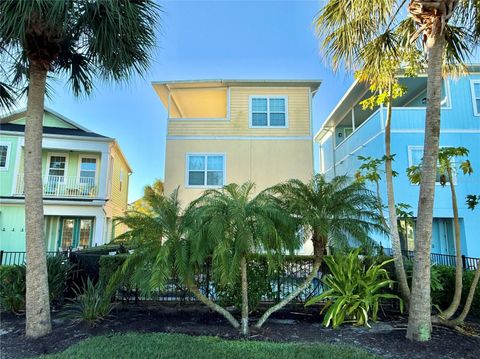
{"left": 470, "top": 79, "right": 480, "bottom": 116}
{"left": 407, "top": 146, "right": 457, "bottom": 186}
{"left": 76, "top": 155, "right": 100, "bottom": 184}
{"left": 0, "top": 141, "right": 12, "bottom": 171}
{"left": 249, "top": 95, "right": 288, "bottom": 128}
{"left": 185, "top": 153, "right": 226, "bottom": 189}
{"left": 46, "top": 152, "right": 69, "bottom": 182}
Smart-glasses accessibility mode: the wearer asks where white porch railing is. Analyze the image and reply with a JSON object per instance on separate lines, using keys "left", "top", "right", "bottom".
{"left": 15, "top": 174, "right": 99, "bottom": 198}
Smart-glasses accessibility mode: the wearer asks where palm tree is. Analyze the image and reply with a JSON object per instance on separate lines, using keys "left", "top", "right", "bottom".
{"left": 0, "top": 0, "right": 160, "bottom": 338}
{"left": 255, "top": 174, "right": 385, "bottom": 328}
{"left": 114, "top": 188, "right": 241, "bottom": 329}
{"left": 314, "top": 0, "right": 478, "bottom": 341}
{"left": 189, "top": 182, "right": 299, "bottom": 336}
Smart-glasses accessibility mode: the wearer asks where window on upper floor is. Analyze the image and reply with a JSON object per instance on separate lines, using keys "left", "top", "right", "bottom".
{"left": 408, "top": 146, "right": 457, "bottom": 185}
{"left": 186, "top": 154, "right": 225, "bottom": 187}
{"left": 0, "top": 142, "right": 11, "bottom": 171}
{"left": 470, "top": 80, "right": 480, "bottom": 116}
{"left": 250, "top": 96, "right": 287, "bottom": 128}
{"left": 79, "top": 157, "right": 97, "bottom": 185}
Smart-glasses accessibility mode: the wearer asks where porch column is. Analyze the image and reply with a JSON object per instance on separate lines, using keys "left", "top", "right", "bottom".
{"left": 93, "top": 214, "right": 106, "bottom": 246}
{"left": 97, "top": 151, "right": 110, "bottom": 199}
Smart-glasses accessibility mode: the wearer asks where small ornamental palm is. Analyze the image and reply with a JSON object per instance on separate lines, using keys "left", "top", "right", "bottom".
{"left": 112, "top": 188, "right": 240, "bottom": 329}
{"left": 188, "top": 182, "right": 299, "bottom": 335}
{"left": 255, "top": 174, "right": 385, "bottom": 328}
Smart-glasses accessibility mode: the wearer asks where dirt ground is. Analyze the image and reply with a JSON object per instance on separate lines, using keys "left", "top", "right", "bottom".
{"left": 1, "top": 303, "right": 479, "bottom": 359}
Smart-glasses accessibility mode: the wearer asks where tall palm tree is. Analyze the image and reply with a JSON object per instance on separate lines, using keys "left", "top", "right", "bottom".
{"left": 314, "top": 0, "right": 478, "bottom": 341}
{"left": 189, "top": 182, "right": 299, "bottom": 336}
{"left": 0, "top": 0, "right": 160, "bottom": 338}
{"left": 255, "top": 174, "right": 385, "bottom": 328}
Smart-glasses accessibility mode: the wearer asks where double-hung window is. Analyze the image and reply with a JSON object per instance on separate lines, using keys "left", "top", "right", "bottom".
{"left": 187, "top": 154, "right": 225, "bottom": 187}
{"left": 408, "top": 146, "right": 456, "bottom": 185}
{"left": 79, "top": 157, "right": 97, "bottom": 185}
{"left": 0, "top": 142, "right": 11, "bottom": 171}
{"left": 470, "top": 80, "right": 480, "bottom": 116}
{"left": 250, "top": 96, "right": 287, "bottom": 127}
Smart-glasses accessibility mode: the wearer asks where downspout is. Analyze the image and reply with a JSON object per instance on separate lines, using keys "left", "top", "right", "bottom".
{"left": 310, "top": 88, "right": 318, "bottom": 175}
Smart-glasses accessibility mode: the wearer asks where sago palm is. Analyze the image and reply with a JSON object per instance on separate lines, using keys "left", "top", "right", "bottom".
{"left": 0, "top": 0, "right": 160, "bottom": 337}
{"left": 188, "top": 182, "right": 299, "bottom": 335}
{"left": 255, "top": 174, "right": 385, "bottom": 328}
{"left": 314, "top": 0, "right": 479, "bottom": 341}
{"left": 113, "top": 188, "right": 240, "bottom": 329}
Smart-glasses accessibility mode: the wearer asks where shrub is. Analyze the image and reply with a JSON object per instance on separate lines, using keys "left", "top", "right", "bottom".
{"left": 216, "top": 259, "right": 275, "bottom": 312}
{"left": 98, "top": 255, "right": 128, "bottom": 286}
{"left": 431, "top": 265, "right": 480, "bottom": 318}
{"left": 66, "top": 278, "right": 113, "bottom": 325}
{"left": 47, "top": 256, "right": 73, "bottom": 306}
{"left": 0, "top": 265, "right": 26, "bottom": 313}
{"left": 306, "top": 249, "right": 402, "bottom": 328}
{"left": 0, "top": 256, "right": 73, "bottom": 313}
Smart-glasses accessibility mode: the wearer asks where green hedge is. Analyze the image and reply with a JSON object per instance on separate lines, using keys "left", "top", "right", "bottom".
{"left": 98, "top": 254, "right": 128, "bottom": 286}
{"left": 432, "top": 265, "right": 480, "bottom": 318}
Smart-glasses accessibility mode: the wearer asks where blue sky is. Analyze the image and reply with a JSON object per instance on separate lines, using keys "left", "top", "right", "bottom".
{"left": 45, "top": 0, "right": 354, "bottom": 201}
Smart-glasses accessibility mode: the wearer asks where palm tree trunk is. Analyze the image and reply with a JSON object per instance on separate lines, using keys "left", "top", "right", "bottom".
{"left": 255, "top": 258, "right": 322, "bottom": 328}
{"left": 384, "top": 93, "right": 411, "bottom": 306}
{"left": 24, "top": 61, "right": 51, "bottom": 338}
{"left": 406, "top": 36, "right": 445, "bottom": 342}
{"left": 454, "top": 262, "right": 480, "bottom": 323}
{"left": 240, "top": 256, "right": 249, "bottom": 336}
{"left": 188, "top": 284, "right": 240, "bottom": 328}
{"left": 441, "top": 166, "right": 463, "bottom": 319}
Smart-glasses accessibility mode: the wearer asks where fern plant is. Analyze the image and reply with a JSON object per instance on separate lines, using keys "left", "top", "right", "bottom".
{"left": 306, "top": 249, "right": 402, "bottom": 328}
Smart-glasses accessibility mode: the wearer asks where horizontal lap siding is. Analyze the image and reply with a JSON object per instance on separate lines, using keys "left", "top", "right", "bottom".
{"left": 167, "top": 87, "right": 311, "bottom": 136}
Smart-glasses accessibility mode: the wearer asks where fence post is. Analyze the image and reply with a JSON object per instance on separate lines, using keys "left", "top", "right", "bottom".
{"left": 461, "top": 255, "right": 467, "bottom": 271}
{"left": 0, "top": 250, "right": 3, "bottom": 265}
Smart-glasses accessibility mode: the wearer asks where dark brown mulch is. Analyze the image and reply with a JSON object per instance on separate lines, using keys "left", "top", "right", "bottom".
{"left": 1, "top": 303, "right": 479, "bottom": 359}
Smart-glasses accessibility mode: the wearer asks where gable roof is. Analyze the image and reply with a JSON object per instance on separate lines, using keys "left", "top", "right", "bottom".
{"left": 0, "top": 106, "right": 110, "bottom": 139}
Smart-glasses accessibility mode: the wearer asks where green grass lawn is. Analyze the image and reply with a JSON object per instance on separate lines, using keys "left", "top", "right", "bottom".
{"left": 40, "top": 332, "right": 377, "bottom": 359}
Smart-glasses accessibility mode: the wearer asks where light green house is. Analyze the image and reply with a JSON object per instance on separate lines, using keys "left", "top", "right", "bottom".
{"left": 0, "top": 108, "right": 132, "bottom": 260}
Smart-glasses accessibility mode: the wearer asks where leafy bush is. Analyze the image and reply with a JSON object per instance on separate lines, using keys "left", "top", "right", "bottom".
{"left": 431, "top": 265, "right": 480, "bottom": 318}
{"left": 216, "top": 259, "right": 275, "bottom": 312}
{"left": 98, "top": 255, "right": 128, "bottom": 286}
{"left": 0, "top": 265, "right": 26, "bottom": 313}
{"left": 0, "top": 256, "right": 73, "bottom": 313}
{"left": 66, "top": 278, "right": 113, "bottom": 325}
{"left": 47, "top": 256, "right": 73, "bottom": 305}
{"left": 306, "top": 249, "right": 402, "bottom": 328}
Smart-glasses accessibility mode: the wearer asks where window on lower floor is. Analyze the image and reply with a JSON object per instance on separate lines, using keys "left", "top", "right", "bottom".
{"left": 187, "top": 154, "right": 225, "bottom": 187}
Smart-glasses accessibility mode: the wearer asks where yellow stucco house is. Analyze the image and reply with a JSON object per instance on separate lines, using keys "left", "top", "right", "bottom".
{"left": 153, "top": 79, "right": 320, "bottom": 253}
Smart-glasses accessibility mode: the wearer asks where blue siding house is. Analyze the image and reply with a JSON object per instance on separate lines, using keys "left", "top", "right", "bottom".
{"left": 315, "top": 67, "right": 480, "bottom": 258}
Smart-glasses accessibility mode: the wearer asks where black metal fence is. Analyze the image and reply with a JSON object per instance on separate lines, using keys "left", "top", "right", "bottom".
{"left": 382, "top": 248, "right": 479, "bottom": 270}
{"left": 131, "top": 259, "right": 326, "bottom": 304}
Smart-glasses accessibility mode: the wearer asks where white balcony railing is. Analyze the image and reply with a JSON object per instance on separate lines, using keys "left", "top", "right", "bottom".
{"left": 15, "top": 174, "right": 98, "bottom": 198}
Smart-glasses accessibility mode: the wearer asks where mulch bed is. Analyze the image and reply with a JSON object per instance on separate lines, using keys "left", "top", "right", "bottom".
{"left": 1, "top": 303, "right": 479, "bottom": 359}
